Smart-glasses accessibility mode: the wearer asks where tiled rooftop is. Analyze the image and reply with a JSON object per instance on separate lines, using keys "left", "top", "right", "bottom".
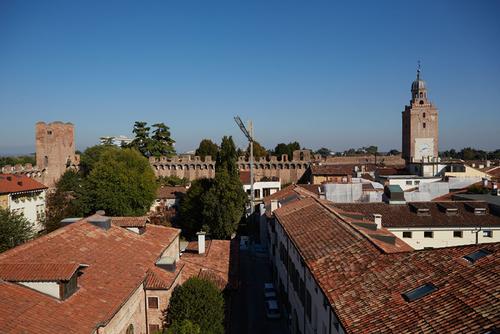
{"left": 273, "top": 197, "right": 500, "bottom": 333}
{"left": 0, "top": 218, "right": 180, "bottom": 333}
{"left": 111, "top": 216, "right": 148, "bottom": 228}
{"left": 329, "top": 201, "right": 500, "bottom": 228}
{"left": 310, "top": 164, "right": 353, "bottom": 176}
{"left": 156, "top": 185, "right": 187, "bottom": 199}
{"left": 0, "top": 263, "right": 80, "bottom": 282}
{"left": 0, "top": 174, "right": 47, "bottom": 194}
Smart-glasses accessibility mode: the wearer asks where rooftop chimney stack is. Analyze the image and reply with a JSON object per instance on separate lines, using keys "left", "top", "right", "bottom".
{"left": 197, "top": 231, "right": 206, "bottom": 254}
{"left": 270, "top": 200, "right": 279, "bottom": 212}
{"left": 373, "top": 214, "right": 382, "bottom": 229}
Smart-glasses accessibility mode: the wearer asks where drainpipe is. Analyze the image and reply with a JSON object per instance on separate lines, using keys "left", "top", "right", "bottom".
{"left": 144, "top": 285, "right": 149, "bottom": 334}
{"left": 473, "top": 227, "right": 481, "bottom": 245}
{"left": 303, "top": 264, "right": 306, "bottom": 334}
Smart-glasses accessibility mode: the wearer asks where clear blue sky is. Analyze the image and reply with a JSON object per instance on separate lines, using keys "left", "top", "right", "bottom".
{"left": 1, "top": 0, "right": 499, "bottom": 155}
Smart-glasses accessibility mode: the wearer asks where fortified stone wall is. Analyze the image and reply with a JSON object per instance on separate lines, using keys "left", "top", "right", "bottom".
{"left": 2, "top": 121, "right": 79, "bottom": 188}
{"left": 150, "top": 150, "right": 405, "bottom": 184}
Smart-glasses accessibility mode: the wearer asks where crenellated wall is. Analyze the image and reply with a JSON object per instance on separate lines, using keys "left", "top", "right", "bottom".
{"left": 150, "top": 151, "right": 405, "bottom": 185}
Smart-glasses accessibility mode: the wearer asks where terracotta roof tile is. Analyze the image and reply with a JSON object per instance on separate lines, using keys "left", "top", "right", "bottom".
{"left": 0, "top": 263, "right": 80, "bottom": 282}
{"left": 156, "top": 186, "right": 187, "bottom": 199}
{"left": 0, "top": 219, "right": 180, "bottom": 333}
{"left": 0, "top": 174, "right": 47, "bottom": 194}
{"left": 310, "top": 164, "right": 353, "bottom": 176}
{"left": 330, "top": 201, "right": 500, "bottom": 228}
{"left": 273, "top": 198, "right": 500, "bottom": 333}
{"left": 111, "top": 216, "right": 148, "bottom": 228}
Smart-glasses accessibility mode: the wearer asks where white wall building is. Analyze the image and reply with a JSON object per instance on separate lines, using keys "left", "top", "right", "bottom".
{"left": 0, "top": 174, "right": 47, "bottom": 232}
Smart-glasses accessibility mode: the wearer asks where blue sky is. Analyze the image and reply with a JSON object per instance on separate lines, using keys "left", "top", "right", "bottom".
{"left": 1, "top": 0, "right": 499, "bottom": 155}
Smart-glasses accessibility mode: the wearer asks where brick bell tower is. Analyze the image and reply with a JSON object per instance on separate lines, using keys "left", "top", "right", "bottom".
{"left": 402, "top": 64, "right": 439, "bottom": 164}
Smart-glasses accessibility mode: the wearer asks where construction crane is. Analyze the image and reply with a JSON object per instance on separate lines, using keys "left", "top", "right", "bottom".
{"left": 234, "top": 116, "right": 255, "bottom": 214}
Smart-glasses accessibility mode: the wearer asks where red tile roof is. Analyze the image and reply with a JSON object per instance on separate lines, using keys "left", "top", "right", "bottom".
{"left": 0, "top": 263, "right": 80, "bottom": 282}
{"left": 0, "top": 174, "right": 47, "bottom": 194}
{"left": 273, "top": 198, "right": 500, "bottom": 333}
{"left": 111, "top": 216, "right": 148, "bottom": 228}
{"left": 310, "top": 164, "right": 353, "bottom": 176}
{"left": 0, "top": 218, "right": 180, "bottom": 334}
{"left": 179, "top": 239, "right": 238, "bottom": 290}
{"left": 330, "top": 201, "right": 500, "bottom": 228}
{"left": 239, "top": 170, "right": 251, "bottom": 185}
{"left": 156, "top": 186, "right": 187, "bottom": 199}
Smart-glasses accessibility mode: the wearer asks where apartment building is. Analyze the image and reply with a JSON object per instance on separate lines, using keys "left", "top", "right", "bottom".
{"left": 266, "top": 197, "right": 499, "bottom": 334}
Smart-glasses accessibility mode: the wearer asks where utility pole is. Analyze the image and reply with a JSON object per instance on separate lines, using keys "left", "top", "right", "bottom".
{"left": 234, "top": 116, "right": 255, "bottom": 214}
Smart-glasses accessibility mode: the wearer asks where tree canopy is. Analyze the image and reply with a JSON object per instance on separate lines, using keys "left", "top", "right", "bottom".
{"left": 179, "top": 136, "right": 246, "bottom": 239}
{"left": 315, "top": 147, "right": 331, "bottom": 157}
{"left": 84, "top": 148, "right": 157, "bottom": 216}
{"left": 246, "top": 141, "right": 267, "bottom": 159}
{"left": 273, "top": 141, "right": 300, "bottom": 160}
{"left": 127, "top": 121, "right": 176, "bottom": 158}
{"left": 440, "top": 147, "right": 500, "bottom": 160}
{"left": 195, "top": 139, "right": 219, "bottom": 160}
{"left": 165, "top": 277, "right": 224, "bottom": 334}
{"left": 0, "top": 208, "right": 35, "bottom": 252}
{"left": 165, "top": 320, "right": 201, "bottom": 334}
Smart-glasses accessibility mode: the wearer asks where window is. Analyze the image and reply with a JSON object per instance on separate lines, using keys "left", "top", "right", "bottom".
{"left": 453, "top": 231, "right": 463, "bottom": 238}
{"left": 423, "top": 122, "right": 426, "bottom": 129}
{"left": 149, "top": 324, "right": 160, "bottom": 333}
{"left": 402, "top": 283, "right": 438, "bottom": 302}
{"left": 463, "top": 248, "right": 493, "bottom": 263}
{"left": 415, "top": 180, "right": 420, "bottom": 185}
{"left": 402, "top": 231, "right": 412, "bottom": 238}
{"left": 406, "top": 181, "right": 413, "bottom": 185}
{"left": 419, "top": 100, "right": 424, "bottom": 105}
{"left": 148, "top": 296, "right": 159, "bottom": 309}
{"left": 47, "top": 130, "right": 52, "bottom": 135}
{"left": 424, "top": 231, "right": 433, "bottom": 238}
{"left": 423, "top": 112, "right": 426, "bottom": 118}
{"left": 483, "top": 230, "right": 493, "bottom": 238}
{"left": 126, "top": 324, "right": 134, "bottom": 334}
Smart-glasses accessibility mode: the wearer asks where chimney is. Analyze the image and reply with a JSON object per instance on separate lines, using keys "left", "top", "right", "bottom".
{"left": 197, "top": 231, "right": 206, "bottom": 254}
{"left": 88, "top": 211, "right": 111, "bottom": 230}
{"left": 270, "top": 200, "right": 280, "bottom": 212}
{"left": 373, "top": 214, "right": 382, "bottom": 229}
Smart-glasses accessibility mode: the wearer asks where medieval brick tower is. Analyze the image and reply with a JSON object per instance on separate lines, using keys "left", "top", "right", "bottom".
{"left": 36, "top": 121, "right": 79, "bottom": 187}
{"left": 402, "top": 66, "right": 439, "bottom": 164}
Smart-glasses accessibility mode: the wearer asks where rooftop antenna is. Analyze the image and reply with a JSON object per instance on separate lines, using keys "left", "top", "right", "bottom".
{"left": 234, "top": 116, "right": 255, "bottom": 214}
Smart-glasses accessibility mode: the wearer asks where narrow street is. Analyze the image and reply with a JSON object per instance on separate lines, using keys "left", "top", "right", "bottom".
{"left": 230, "top": 243, "right": 288, "bottom": 334}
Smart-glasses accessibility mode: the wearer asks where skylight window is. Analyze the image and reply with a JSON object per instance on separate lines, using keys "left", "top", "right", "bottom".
{"left": 463, "top": 249, "right": 493, "bottom": 263}
{"left": 402, "top": 283, "right": 438, "bottom": 302}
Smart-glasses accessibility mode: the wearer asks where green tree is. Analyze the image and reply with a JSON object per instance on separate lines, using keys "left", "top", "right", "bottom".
{"left": 315, "top": 147, "right": 331, "bottom": 157}
{"left": 165, "top": 277, "right": 224, "bottom": 334}
{"left": 0, "top": 155, "right": 36, "bottom": 168}
{"left": 44, "top": 170, "right": 86, "bottom": 232}
{"left": 83, "top": 148, "right": 157, "bottom": 216}
{"left": 216, "top": 136, "right": 239, "bottom": 178}
{"left": 157, "top": 175, "right": 189, "bottom": 187}
{"left": 0, "top": 208, "right": 35, "bottom": 252}
{"left": 365, "top": 146, "right": 378, "bottom": 155}
{"left": 387, "top": 149, "right": 400, "bottom": 156}
{"left": 79, "top": 145, "right": 120, "bottom": 176}
{"left": 273, "top": 142, "right": 301, "bottom": 160}
{"left": 150, "top": 122, "right": 176, "bottom": 157}
{"left": 246, "top": 141, "right": 267, "bottom": 159}
{"left": 128, "top": 121, "right": 151, "bottom": 157}
{"left": 195, "top": 139, "right": 219, "bottom": 160}
{"left": 165, "top": 319, "right": 201, "bottom": 334}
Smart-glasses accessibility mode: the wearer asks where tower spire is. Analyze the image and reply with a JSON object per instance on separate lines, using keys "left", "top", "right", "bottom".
{"left": 417, "top": 60, "right": 421, "bottom": 80}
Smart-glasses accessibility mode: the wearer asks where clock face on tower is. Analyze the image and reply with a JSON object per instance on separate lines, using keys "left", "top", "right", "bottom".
{"left": 414, "top": 138, "right": 434, "bottom": 161}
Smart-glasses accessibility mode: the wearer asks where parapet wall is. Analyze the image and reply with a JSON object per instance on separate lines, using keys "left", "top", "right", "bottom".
{"left": 150, "top": 151, "right": 405, "bottom": 184}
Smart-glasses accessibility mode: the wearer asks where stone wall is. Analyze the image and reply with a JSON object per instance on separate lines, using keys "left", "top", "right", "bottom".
{"left": 150, "top": 150, "right": 405, "bottom": 185}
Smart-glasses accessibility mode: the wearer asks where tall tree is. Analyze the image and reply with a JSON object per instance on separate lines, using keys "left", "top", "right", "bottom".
{"left": 315, "top": 147, "right": 331, "bottom": 157}
{"left": 150, "top": 122, "right": 176, "bottom": 157}
{"left": 0, "top": 208, "right": 35, "bottom": 252}
{"left": 79, "top": 145, "right": 120, "bottom": 176}
{"left": 128, "top": 121, "right": 151, "bottom": 157}
{"left": 165, "top": 277, "right": 224, "bottom": 334}
{"left": 195, "top": 139, "right": 219, "bottom": 160}
{"left": 274, "top": 142, "right": 301, "bottom": 160}
{"left": 216, "top": 136, "right": 239, "bottom": 178}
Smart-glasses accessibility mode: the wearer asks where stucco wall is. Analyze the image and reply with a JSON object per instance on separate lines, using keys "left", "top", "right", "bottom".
{"left": 390, "top": 227, "right": 500, "bottom": 250}
{"left": 8, "top": 190, "right": 46, "bottom": 231}
{"left": 100, "top": 283, "right": 147, "bottom": 334}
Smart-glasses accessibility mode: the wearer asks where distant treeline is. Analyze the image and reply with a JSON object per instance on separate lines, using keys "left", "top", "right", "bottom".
{"left": 440, "top": 148, "right": 500, "bottom": 161}
{"left": 0, "top": 155, "right": 36, "bottom": 169}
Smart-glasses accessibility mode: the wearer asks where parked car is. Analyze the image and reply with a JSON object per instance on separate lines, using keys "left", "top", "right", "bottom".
{"left": 254, "top": 244, "right": 267, "bottom": 258}
{"left": 264, "top": 283, "right": 277, "bottom": 300}
{"left": 265, "top": 299, "right": 281, "bottom": 319}
{"left": 240, "top": 236, "right": 250, "bottom": 251}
